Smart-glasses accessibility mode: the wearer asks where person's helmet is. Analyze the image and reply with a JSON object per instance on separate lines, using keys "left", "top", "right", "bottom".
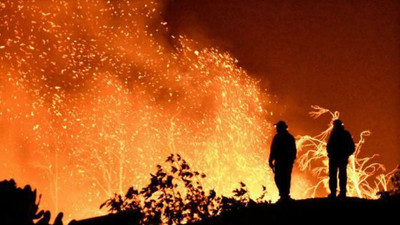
{"left": 274, "top": 121, "right": 288, "bottom": 130}
{"left": 333, "top": 119, "right": 344, "bottom": 128}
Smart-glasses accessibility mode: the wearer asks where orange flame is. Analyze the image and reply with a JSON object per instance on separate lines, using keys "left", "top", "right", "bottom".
{"left": 0, "top": 0, "right": 297, "bottom": 221}
{"left": 1, "top": 1, "right": 387, "bottom": 222}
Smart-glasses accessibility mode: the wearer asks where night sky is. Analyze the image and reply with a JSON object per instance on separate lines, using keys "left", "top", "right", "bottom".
{"left": 165, "top": 0, "right": 400, "bottom": 169}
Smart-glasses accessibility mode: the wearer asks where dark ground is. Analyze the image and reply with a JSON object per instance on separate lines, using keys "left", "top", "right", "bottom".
{"left": 69, "top": 197, "right": 400, "bottom": 225}
{"left": 191, "top": 197, "right": 400, "bottom": 225}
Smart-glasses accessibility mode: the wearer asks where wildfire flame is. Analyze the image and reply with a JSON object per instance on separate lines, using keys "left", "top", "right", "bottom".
{"left": 0, "top": 0, "right": 389, "bottom": 222}
{"left": 0, "top": 0, "right": 290, "bottom": 220}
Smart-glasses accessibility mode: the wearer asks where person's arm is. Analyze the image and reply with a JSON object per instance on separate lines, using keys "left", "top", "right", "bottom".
{"left": 290, "top": 135, "right": 297, "bottom": 162}
{"left": 346, "top": 131, "right": 355, "bottom": 156}
{"left": 327, "top": 133, "right": 333, "bottom": 158}
{"left": 269, "top": 136, "right": 277, "bottom": 172}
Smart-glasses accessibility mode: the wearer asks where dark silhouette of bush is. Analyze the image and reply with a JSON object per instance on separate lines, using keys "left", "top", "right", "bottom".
{"left": 0, "top": 179, "right": 63, "bottom": 225}
{"left": 381, "top": 165, "right": 400, "bottom": 198}
{"left": 389, "top": 166, "right": 400, "bottom": 195}
{"left": 378, "top": 165, "right": 400, "bottom": 198}
{"left": 101, "top": 154, "right": 269, "bottom": 225}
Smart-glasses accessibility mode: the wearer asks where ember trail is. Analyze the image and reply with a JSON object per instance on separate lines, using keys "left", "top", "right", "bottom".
{"left": 0, "top": 0, "right": 396, "bottom": 223}
{"left": 0, "top": 0, "right": 277, "bottom": 220}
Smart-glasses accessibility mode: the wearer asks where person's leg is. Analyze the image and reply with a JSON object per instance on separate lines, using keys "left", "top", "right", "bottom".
{"left": 280, "top": 166, "right": 289, "bottom": 200}
{"left": 275, "top": 163, "right": 288, "bottom": 200}
{"left": 338, "top": 158, "right": 348, "bottom": 197}
{"left": 274, "top": 166, "right": 283, "bottom": 198}
{"left": 329, "top": 159, "right": 338, "bottom": 197}
{"left": 285, "top": 164, "right": 293, "bottom": 199}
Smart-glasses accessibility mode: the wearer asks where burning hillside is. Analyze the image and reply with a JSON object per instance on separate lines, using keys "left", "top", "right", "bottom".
{"left": 0, "top": 0, "right": 393, "bottom": 222}
{"left": 0, "top": 0, "right": 286, "bottom": 220}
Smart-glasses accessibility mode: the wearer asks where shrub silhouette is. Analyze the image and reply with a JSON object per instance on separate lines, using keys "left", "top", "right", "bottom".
{"left": 389, "top": 166, "right": 400, "bottom": 195}
{"left": 0, "top": 179, "right": 63, "bottom": 225}
{"left": 386, "top": 165, "right": 400, "bottom": 198}
{"left": 378, "top": 165, "right": 400, "bottom": 199}
{"left": 101, "top": 154, "right": 269, "bottom": 224}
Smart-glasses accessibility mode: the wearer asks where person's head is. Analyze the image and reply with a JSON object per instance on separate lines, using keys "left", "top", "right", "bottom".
{"left": 333, "top": 119, "right": 344, "bottom": 130}
{"left": 274, "top": 121, "right": 288, "bottom": 133}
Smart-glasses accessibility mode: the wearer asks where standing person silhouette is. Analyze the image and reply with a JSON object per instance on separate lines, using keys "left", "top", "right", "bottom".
{"left": 327, "top": 119, "right": 355, "bottom": 198}
{"left": 269, "top": 121, "right": 297, "bottom": 202}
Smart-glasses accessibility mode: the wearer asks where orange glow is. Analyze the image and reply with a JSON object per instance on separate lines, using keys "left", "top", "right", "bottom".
{"left": 0, "top": 1, "right": 389, "bottom": 223}
{"left": 0, "top": 0, "right": 289, "bottom": 221}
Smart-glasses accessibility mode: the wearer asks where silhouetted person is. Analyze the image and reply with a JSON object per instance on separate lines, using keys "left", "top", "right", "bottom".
{"left": 327, "top": 119, "right": 355, "bottom": 198}
{"left": 269, "top": 121, "right": 297, "bottom": 201}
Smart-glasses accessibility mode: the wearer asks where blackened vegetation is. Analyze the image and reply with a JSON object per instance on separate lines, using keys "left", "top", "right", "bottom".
{"left": 379, "top": 165, "right": 400, "bottom": 198}
{"left": 100, "top": 154, "right": 269, "bottom": 225}
{"left": 2, "top": 159, "right": 400, "bottom": 225}
{"left": 0, "top": 179, "right": 63, "bottom": 225}
{"left": 391, "top": 167, "right": 400, "bottom": 194}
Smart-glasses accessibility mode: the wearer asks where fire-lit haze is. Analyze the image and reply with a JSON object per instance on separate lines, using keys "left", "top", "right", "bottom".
{"left": 166, "top": 0, "right": 400, "bottom": 171}
{"left": 0, "top": 0, "right": 311, "bottom": 221}
{"left": 0, "top": 0, "right": 398, "bottom": 222}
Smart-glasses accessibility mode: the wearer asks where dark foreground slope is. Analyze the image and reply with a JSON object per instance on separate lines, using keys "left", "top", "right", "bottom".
{"left": 192, "top": 197, "right": 400, "bottom": 225}
{"left": 69, "top": 197, "right": 400, "bottom": 225}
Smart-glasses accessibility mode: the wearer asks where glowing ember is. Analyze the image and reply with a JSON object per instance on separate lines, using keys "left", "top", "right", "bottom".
{"left": 0, "top": 0, "right": 288, "bottom": 220}
{"left": 0, "top": 0, "right": 388, "bottom": 222}
{"left": 297, "top": 105, "right": 389, "bottom": 198}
